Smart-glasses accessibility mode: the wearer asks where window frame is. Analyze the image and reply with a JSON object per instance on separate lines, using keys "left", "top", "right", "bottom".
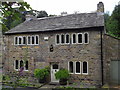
{"left": 61, "top": 34, "right": 65, "bottom": 44}
{"left": 65, "top": 34, "right": 70, "bottom": 44}
{"left": 84, "top": 32, "right": 89, "bottom": 44}
{"left": 72, "top": 33, "right": 77, "bottom": 44}
{"left": 68, "top": 61, "right": 74, "bottom": 74}
{"left": 56, "top": 34, "right": 61, "bottom": 45}
{"left": 18, "top": 36, "right": 23, "bottom": 45}
{"left": 77, "top": 33, "right": 83, "bottom": 44}
{"left": 27, "top": 36, "right": 32, "bottom": 45}
{"left": 22, "top": 36, "right": 26, "bottom": 45}
{"left": 14, "top": 36, "right": 18, "bottom": 45}
{"left": 75, "top": 61, "right": 81, "bottom": 74}
{"left": 35, "top": 35, "right": 39, "bottom": 45}
{"left": 24, "top": 60, "right": 29, "bottom": 71}
{"left": 14, "top": 60, "right": 19, "bottom": 71}
{"left": 82, "top": 61, "right": 88, "bottom": 75}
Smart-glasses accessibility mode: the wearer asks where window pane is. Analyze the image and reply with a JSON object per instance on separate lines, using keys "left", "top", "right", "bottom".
{"left": 61, "top": 34, "right": 65, "bottom": 44}
{"left": 78, "top": 34, "right": 82, "bottom": 43}
{"left": 56, "top": 35, "right": 60, "bottom": 44}
{"left": 15, "top": 60, "right": 19, "bottom": 69}
{"left": 76, "top": 62, "right": 80, "bottom": 73}
{"left": 83, "top": 62, "right": 88, "bottom": 73}
{"left": 25, "top": 61, "right": 28, "bottom": 70}
{"left": 84, "top": 33, "right": 88, "bottom": 43}
{"left": 28, "top": 36, "right": 31, "bottom": 44}
{"left": 23, "top": 37, "right": 26, "bottom": 44}
{"left": 73, "top": 34, "right": 76, "bottom": 43}
{"left": 32, "top": 36, "right": 34, "bottom": 44}
{"left": 66, "top": 34, "right": 69, "bottom": 44}
{"left": 53, "top": 64, "right": 58, "bottom": 69}
{"left": 36, "top": 36, "right": 39, "bottom": 44}
{"left": 69, "top": 61, "right": 73, "bottom": 73}
{"left": 19, "top": 37, "right": 22, "bottom": 44}
{"left": 20, "top": 60, "right": 24, "bottom": 69}
{"left": 15, "top": 37, "right": 18, "bottom": 44}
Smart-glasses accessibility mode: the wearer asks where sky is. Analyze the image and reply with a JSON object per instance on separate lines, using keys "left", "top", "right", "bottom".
{"left": 24, "top": 0, "right": 120, "bottom": 15}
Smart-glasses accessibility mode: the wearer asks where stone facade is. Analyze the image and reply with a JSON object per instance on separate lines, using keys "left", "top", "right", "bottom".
{"left": 103, "top": 34, "right": 120, "bottom": 84}
{"left": 3, "top": 27, "right": 104, "bottom": 86}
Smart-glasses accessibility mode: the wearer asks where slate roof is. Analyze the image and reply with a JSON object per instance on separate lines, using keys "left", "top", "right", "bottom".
{"left": 5, "top": 12, "right": 104, "bottom": 34}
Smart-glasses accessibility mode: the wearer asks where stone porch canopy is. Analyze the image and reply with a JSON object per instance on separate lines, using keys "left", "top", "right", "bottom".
{"left": 5, "top": 12, "right": 104, "bottom": 34}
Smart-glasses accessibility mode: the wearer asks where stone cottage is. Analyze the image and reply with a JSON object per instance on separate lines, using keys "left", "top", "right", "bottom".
{"left": 3, "top": 2, "right": 117, "bottom": 86}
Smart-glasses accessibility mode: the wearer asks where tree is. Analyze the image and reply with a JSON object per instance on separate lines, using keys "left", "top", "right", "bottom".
{"left": 106, "top": 4, "right": 120, "bottom": 38}
{"left": 0, "top": 1, "right": 32, "bottom": 33}
{"left": 36, "top": 11, "right": 48, "bottom": 18}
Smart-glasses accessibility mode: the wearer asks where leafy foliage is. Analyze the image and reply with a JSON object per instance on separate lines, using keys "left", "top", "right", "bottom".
{"left": 105, "top": 5, "right": 120, "bottom": 38}
{"left": 0, "top": 1, "right": 32, "bottom": 33}
{"left": 55, "top": 68, "right": 69, "bottom": 80}
{"left": 34, "top": 66, "right": 50, "bottom": 80}
{"left": 35, "top": 10, "right": 48, "bottom": 18}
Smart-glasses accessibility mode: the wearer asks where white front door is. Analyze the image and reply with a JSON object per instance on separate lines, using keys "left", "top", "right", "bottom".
{"left": 51, "top": 64, "right": 59, "bottom": 82}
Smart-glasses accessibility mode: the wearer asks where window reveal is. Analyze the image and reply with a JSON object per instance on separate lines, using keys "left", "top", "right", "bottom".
{"left": 78, "top": 33, "right": 82, "bottom": 44}
{"left": 56, "top": 35, "right": 60, "bottom": 44}
{"left": 66, "top": 34, "right": 70, "bottom": 44}
{"left": 83, "top": 61, "right": 88, "bottom": 74}
{"left": 61, "top": 34, "right": 65, "bottom": 44}
{"left": 72, "top": 34, "right": 76, "bottom": 44}
{"left": 76, "top": 61, "right": 80, "bottom": 73}
{"left": 69, "top": 61, "right": 73, "bottom": 73}
{"left": 84, "top": 33, "right": 89, "bottom": 44}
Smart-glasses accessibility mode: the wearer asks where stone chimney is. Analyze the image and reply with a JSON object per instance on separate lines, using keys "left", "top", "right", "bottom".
{"left": 97, "top": 2, "right": 104, "bottom": 13}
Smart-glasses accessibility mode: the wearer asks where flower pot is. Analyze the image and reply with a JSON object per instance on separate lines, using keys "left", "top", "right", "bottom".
{"left": 39, "top": 78, "right": 46, "bottom": 83}
{"left": 59, "top": 79, "right": 67, "bottom": 85}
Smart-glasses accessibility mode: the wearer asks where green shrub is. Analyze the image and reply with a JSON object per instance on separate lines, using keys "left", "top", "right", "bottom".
{"left": 55, "top": 68, "right": 69, "bottom": 80}
{"left": 34, "top": 67, "right": 50, "bottom": 80}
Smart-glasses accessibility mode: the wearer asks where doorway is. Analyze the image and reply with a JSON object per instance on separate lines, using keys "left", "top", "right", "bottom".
{"left": 51, "top": 63, "right": 59, "bottom": 82}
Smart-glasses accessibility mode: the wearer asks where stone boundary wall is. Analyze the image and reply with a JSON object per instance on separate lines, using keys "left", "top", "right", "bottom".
{"left": 103, "top": 34, "right": 120, "bottom": 84}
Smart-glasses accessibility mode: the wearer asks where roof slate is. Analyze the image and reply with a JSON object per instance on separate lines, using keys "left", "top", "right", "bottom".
{"left": 5, "top": 12, "right": 104, "bottom": 34}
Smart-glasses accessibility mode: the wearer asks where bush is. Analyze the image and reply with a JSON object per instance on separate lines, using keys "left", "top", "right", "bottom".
{"left": 55, "top": 69, "right": 69, "bottom": 80}
{"left": 34, "top": 66, "right": 50, "bottom": 82}
{"left": 55, "top": 68, "right": 69, "bottom": 85}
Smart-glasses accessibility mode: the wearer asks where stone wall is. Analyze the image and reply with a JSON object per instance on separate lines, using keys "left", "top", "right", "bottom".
{"left": 3, "top": 27, "right": 103, "bottom": 86}
{"left": 103, "top": 34, "right": 120, "bottom": 84}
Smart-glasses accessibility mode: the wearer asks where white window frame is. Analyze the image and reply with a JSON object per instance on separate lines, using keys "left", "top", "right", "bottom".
{"left": 82, "top": 61, "right": 88, "bottom": 75}
{"left": 22, "top": 36, "right": 26, "bottom": 45}
{"left": 35, "top": 35, "right": 39, "bottom": 45}
{"left": 14, "top": 60, "right": 19, "bottom": 71}
{"left": 27, "top": 36, "right": 32, "bottom": 45}
{"left": 84, "top": 32, "right": 89, "bottom": 44}
{"left": 24, "top": 60, "right": 29, "bottom": 71}
{"left": 75, "top": 61, "right": 81, "bottom": 74}
{"left": 55, "top": 34, "right": 61, "bottom": 45}
{"left": 77, "top": 33, "right": 83, "bottom": 44}
{"left": 18, "top": 36, "right": 24, "bottom": 45}
{"left": 61, "top": 34, "right": 65, "bottom": 45}
{"left": 68, "top": 61, "right": 74, "bottom": 74}
{"left": 65, "top": 34, "right": 70, "bottom": 44}
{"left": 72, "top": 33, "right": 77, "bottom": 44}
{"left": 31, "top": 35, "right": 35, "bottom": 45}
